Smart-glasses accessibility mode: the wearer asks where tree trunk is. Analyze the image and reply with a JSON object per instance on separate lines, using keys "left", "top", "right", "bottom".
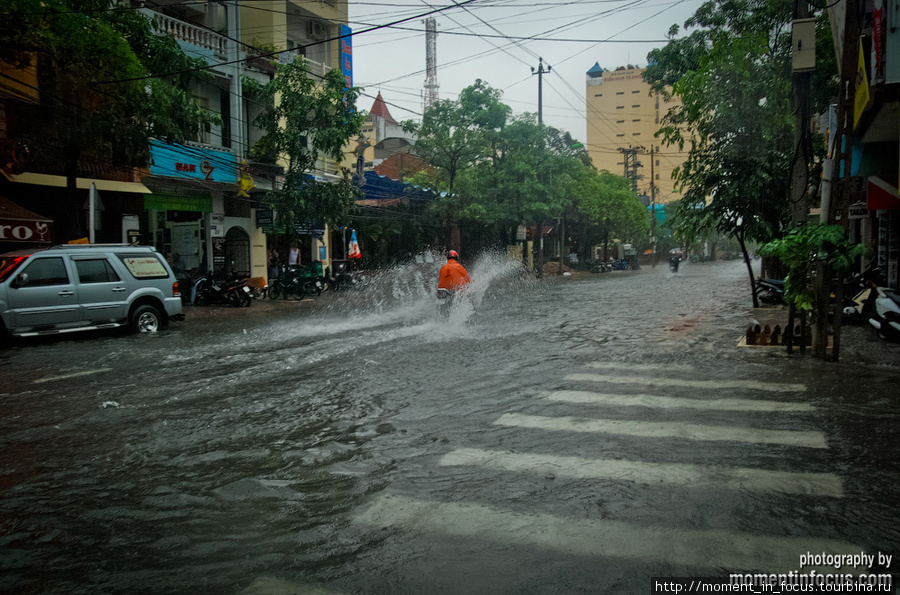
{"left": 737, "top": 233, "right": 759, "bottom": 308}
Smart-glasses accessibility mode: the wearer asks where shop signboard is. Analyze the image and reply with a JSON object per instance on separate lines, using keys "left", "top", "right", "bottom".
{"left": 150, "top": 140, "right": 238, "bottom": 184}
{"left": 256, "top": 208, "right": 273, "bottom": 227}
{"left": 340, "top": 24, "right": 352, "bottom": 89}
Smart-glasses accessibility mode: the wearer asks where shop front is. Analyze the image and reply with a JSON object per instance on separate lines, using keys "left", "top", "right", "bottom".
{"left": 145, "top": 141, "right": 263, "bottom": 279}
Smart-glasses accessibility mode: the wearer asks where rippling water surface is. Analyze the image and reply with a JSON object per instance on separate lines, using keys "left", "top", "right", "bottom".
{"left": 1, "top": 256, "right": 898, "bottom": 594}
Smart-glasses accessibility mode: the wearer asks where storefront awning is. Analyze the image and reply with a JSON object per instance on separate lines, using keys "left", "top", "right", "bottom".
{"left": 1, "top": 171, "right": 152, "bottom": 194}
{"left": 0, "top": 196, "right": 54, "bottom": 243}
{"left": 868, "top": 176, "right": 900, "bottom": 210}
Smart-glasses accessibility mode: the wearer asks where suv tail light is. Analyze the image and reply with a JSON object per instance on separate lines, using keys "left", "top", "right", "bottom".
{"left": 173, "top": 281, "right": 180, "bottom": 297}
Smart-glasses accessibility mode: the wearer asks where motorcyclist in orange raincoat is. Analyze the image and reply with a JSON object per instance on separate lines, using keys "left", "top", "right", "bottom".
{"left": 438, "top": 250, "right": 471, "bottom": 292}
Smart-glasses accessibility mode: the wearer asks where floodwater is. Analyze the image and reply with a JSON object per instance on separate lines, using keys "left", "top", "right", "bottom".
{"left": 1, "top": 255, "right": 898, "bottom": 595}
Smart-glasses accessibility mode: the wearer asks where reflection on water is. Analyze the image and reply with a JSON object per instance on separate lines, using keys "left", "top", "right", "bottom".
{"left": 0, "top": 258, "right": 898, "bottom": 595}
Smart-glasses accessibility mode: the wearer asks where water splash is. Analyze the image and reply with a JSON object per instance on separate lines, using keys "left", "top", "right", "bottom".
{"left": 320, "top": 248, "right": 527, "bottom": 330}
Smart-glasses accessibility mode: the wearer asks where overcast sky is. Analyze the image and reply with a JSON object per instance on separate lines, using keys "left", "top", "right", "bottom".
{"left": 346, "top": 0, "right": 707, "bottom": 142}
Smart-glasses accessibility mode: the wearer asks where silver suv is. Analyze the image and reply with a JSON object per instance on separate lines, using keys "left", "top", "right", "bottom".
{"left": 0, "top": 244, "right": 184, "bottom": 339}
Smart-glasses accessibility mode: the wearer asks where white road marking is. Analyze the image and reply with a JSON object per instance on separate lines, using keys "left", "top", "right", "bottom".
{"left": 439, "top": 448, "right": 843, "bottom": 497}
{"left": 494, "top": 413, "right": 827, "bottom": 449}
{"left": 595, "top": 362, "right": 698, "bottom": 373}
{"left": 355, "top": 494, "right": 861, "bottom": 574}
{"left": 570, "top": 372, "right": 806, "bottom": 393}
{"left": 33, "top": 368, "right": 113, "bottom": 384}
{"left": 544, "top": 390, "right": 814, "bottom": 412}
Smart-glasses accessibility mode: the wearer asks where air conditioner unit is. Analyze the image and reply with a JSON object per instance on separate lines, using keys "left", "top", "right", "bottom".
{"left": 307, "top": 22, "right": 327, "bottom": 37}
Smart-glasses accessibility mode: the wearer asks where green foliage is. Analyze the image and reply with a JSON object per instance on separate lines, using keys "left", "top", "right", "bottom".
{"left": 407, "top": 79, "right": 510, "bottom": 192}
{"left": 2, "top": 0, "right": 217, "bottom": 173}
{"left": 759, "top": 225, "right": 872, "bottom": 311}
{"left": 247, "top": 58, "right": 363, "bottom": 232}
{"left": 406, "top": 80, "right": 652, "bottom": 250}
{"left": 650, "top": 26, "right": 793, "bottom": 249}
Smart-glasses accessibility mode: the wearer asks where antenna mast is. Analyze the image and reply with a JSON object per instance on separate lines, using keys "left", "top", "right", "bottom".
{"left": 422, "top": 17, "right": 439, "bottom": 110}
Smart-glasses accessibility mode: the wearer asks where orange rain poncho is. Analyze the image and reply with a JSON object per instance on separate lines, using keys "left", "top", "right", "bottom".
{"left": 438, "top": 259, "right": 471, "bottom": 291}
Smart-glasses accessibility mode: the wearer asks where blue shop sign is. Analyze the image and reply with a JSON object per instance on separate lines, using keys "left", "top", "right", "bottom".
{"left": 150, "top": 140, "right": 238, "bottom": 184}
{"left": 340, "top": 24, "right": 352, "bottom": 88}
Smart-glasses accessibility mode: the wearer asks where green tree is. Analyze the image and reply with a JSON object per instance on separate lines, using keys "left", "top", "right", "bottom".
{"left": 645, "top": 0, "right": 794, "bottom": 305}
{"left": 408, "top": 79, "right": 510, "bottom": 193}
{"left": 760, "top": 224, "right": 870, "bottom": 359}
{"left": 572, "top": 168, "right": 649, "bottom": 257}
{"left": 246, "top": 58, "right": 363, "bottom": 236}
{"left": 2, "top": 0, "right": 217, "bottom": 202}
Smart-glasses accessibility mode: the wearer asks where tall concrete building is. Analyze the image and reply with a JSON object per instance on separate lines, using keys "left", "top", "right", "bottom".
{"left": 585, "top": 63, "right": 688, "bottom": 205}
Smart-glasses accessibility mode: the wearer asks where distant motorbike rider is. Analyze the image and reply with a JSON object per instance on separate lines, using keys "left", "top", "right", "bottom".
{"left": 669, "top": 252, "right": 681, "bottom": 273}
{"left": 438, "top": 250, "right": 471, "bottom": 293}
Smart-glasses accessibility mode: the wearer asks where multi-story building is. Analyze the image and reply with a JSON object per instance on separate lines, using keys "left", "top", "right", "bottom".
{"left": 826, "top": 0, "right": 899, "bottom": 289}
{"left": 584, "top": 63, "right": 688, "bottom": 206}
{"left": 1, "top": 0, "right": 354, "bottom": 282}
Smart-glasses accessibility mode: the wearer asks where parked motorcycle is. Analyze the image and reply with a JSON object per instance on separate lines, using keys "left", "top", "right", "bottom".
{"left": 868, "top": 287, "right": 900, "bottom": 341}
{"left": 192, "top": 272, "right": 252, "bottom": 307}
{"left": 839, "top": 266, "right": 882, "bottom": 323}
{"left": 754, "top": 278, "right": 785, "bottom": 305}
{"left": 326, "top": 262, "right": 363, "bottom": 291}
{"left": 267, "top": 265, "right": 306, "bottom": 300}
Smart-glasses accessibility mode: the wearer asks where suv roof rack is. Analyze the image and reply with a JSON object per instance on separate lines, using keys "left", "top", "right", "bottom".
{"left": 48, "top": 244, "right": 153, "bottom": 250}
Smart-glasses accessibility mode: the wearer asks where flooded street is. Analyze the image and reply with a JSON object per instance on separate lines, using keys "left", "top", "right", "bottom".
{"left": 1, "top": 257, "right": 898, "bottom": 595}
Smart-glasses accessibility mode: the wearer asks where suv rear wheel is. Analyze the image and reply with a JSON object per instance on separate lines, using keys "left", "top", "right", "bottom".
{"left": 131, "top": 304, "right": 164, "bottom": 333}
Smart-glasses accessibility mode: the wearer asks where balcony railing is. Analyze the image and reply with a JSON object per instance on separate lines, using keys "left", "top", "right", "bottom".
{"left": 153, "top": 13, "right": 227, "bottom": 58}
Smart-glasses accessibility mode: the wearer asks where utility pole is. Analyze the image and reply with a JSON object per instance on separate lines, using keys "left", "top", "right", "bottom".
{"left": 791, "top": 0, "right": 814, "bottom": 225}
{"left": 618, "top": 146, "right": 642, "bottom": 193}
{"left": 531, "top": 57, "right": 551, "bottom": 124}
{"left": 650, "top": 146, "right": 657, "bottom": 268}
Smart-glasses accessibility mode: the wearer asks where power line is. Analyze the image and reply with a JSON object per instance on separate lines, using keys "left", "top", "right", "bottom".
{"left": 94, "top": 0, "right": 487, "bottom": 85}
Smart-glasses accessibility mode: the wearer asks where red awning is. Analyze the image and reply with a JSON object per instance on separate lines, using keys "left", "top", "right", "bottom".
{"left": 867, "top": 176, "right": 900, "bottom": 211}
{"left": 0, "top": 196, "right": 54, "bottom": 243}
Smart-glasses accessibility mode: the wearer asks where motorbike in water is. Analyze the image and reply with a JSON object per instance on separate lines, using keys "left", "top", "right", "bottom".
{"left": 436, "top": 287, "right": 455, "bottom": 319}
{"left": 192, "top": 272, "right": 252, "bottom": 307}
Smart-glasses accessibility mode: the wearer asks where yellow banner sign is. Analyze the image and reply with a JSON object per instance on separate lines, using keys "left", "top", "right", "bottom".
{"left": 854, "top": 38, "right": 871, "bottom": 129}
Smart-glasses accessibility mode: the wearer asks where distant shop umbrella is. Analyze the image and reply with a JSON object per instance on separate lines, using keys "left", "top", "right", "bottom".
{"left": 348, "top": 230, "right": 361, "bottom": 259}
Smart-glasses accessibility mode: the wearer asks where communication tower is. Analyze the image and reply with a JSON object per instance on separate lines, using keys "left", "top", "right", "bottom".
{"left": 422, "top": 17, "right": 439, "bottom": 110}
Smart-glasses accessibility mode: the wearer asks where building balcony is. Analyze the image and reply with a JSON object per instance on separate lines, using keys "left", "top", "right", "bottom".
{"left": 150, "top": 12, "right": 228, "bottom": 59}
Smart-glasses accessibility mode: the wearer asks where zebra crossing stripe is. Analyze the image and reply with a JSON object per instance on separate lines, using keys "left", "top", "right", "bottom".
{"left": 439, "top": 448, "right": 843, "bottom": 497}
{"left": 571, "top": 372, "right": 806, "bottom": 393}
{"left": 494, "top": 413, "right": 827, "bottom": 449}
{"left": 355, "top": 494, "right": 861, "bottom": 574}
{"left": 544, "top": 390, "right": 814, "bottom": 412}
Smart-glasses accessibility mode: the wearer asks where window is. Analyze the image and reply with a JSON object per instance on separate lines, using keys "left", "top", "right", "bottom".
{"left": 633, "top": 119, "right": 641, "bottom": 122}
{"left": 656, "top": 160, "right": 660, "bottom": 166}
{"left": 632, "top": 104, "right": 641, "bottom": 108}
{"left": 617, "top": 134, "right": 625, "bottom": 137}
{"left": 75, "top": 259, "right": 120, "bottom": 284}
{"left": 632, "top": 90, "right": 640, "bottom": 94}
{"left": 633, "top": 133, "right": 641, "bottom": 136}
{"left": 656, "top": 174, "right": 660, "bottom": 180}
{"left": 617, "top": 120, "right": 625, "bottom": 123}
{"left": 594, "top": 93, "right": 603, "bottom": 97}
{"left": 116, "top": 254, "right": 170, "bottom": 279}
{"left": 616, "top": 91, "right": 624, "bottom": 95}
{"left": 22, "top": 257, "right": 68, "bottom": 286}
{"left": 616, "top": 106, "right": 624, "bottom": 109}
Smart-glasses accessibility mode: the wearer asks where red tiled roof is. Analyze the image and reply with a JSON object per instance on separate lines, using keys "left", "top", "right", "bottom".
{"left": 369, "top": 92, "right": 396, "bottom": 124}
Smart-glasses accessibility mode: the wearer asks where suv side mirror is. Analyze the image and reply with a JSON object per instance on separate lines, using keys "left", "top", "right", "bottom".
{"left": 12, "top": 272, "right": 28, "bottom": 288}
